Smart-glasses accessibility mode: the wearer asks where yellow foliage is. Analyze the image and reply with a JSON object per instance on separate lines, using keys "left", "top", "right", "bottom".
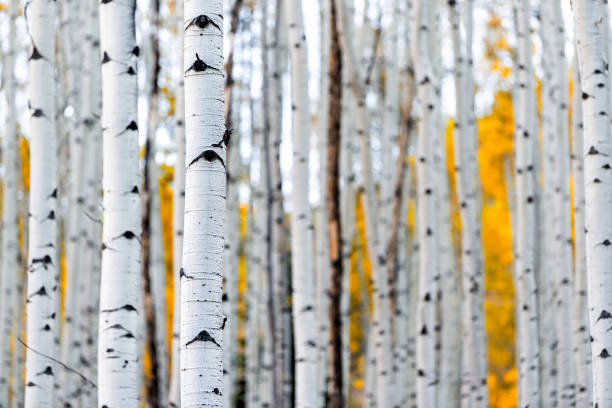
{"left": 19, "top": 136, "right": 30, "bottom": 191}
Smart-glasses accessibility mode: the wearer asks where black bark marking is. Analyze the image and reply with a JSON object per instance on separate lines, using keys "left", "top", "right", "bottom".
{"left": 221, "top": 316, "right": 227, "bottom": 330}
{"left": 179, "top": 268, "right": 194, "bottom": 280}
{"left": 599, "top": 348, "right": 610, "bottom": 358}
{"left": 30, "top": 46, "right": 44, "bottom": 60}
{"left": 185, "top": 329, "right": 220, "bottom": 347}
{"left": 29, "top": 286, "right": 49, "bottom": 299}
{"left": 131, "top": 46, "right": 139, "bottom": 56}
{"left": 35, "top": 366, "right": 54, "bottom": 376}
{"left": 185, "top": 53, "right": 220, "bottom": 74}
{"left": 116, "top": 121, "right": 138, "bottom": 136}
{"left": 101, "top": 304, "right": 138, "bottom": 314}
{"left": 48, "top": 188, "right": 57, "bottom": 199}
{"left": 31, "top": 255, "right": 52, "bottom": 267}
{"left": 185, "top": 15, "right": 222, "bottom": 32}
{"left": 101, "top": 52, "right": 111, "bottom": 64}
{"left": 188, "top": 149, "right": 226, "bottom": 169}
{"left": 597, "top": 310, "right": 612, "bottom": 321}
{"left": 32, "top": 108, "right": 45, "bottom": 118}
{"left": 112, "top": 230, "right": 140, "bottom": 242}
{"left": 212, "top": 128, "right": 232, "bottom": 148}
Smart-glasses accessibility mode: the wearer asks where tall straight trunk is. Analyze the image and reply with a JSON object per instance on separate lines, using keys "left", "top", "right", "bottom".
{"left": 413, "top": 0, "right": 439, "bottom": 405}
{"left": 97, "top": 0, "right": 141, "bottom": 405}
{"left": 570, "top": 52, "right": 593, "bottom": 408}
{"left": 572, "top": 0, "right": 612, "bottom": 405}
{"left": 24, "top": 1, "right": 59, "bottom": 407}
{"left": 285, "top": 1, "right": 317, "bottom": 406}
{"left": 513, "top": 0, "right": 541, "bottom": 406}
{"left": 180, "top": 0, "right": 225, "bottom": 405}
{"left": 0, "top": 0, "right": 19, "bottom": 404}
{"left": 326, "top": 0, "right": 343, "bottom": 405}
{"left": 546, "top": 1, "right": 575, "bottom": 404}
{"left": 169, "top": 1, "right": 186, "bottom": 406}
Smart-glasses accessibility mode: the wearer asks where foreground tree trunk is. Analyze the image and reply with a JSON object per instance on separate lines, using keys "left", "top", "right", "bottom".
{"left": 24, "top": 1, "right": 59, "bottom": 406}
{"left": 97, "top": 0, "right": 142, "bottom": 405}
{"left": 572, "top": 0, "right": 612, "bottom": 405}
{"left": 513, "top": 0, "right": 541, "bottom": 406}
{"left": 180, "top": 0, "right": 226, "bottom": 405}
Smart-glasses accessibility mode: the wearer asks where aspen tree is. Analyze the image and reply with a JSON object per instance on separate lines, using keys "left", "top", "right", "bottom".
{"left": 0, "top": 0, "right": 19, "bottom": 403}
{"left": 169, "top": 1, "right": 186, "bottom": 406}
{"left": 413, "top": 0, "right": 440, "bottom": 405}
{"left": 23, "top": 0, "right": 59, "bottom": 406}
{"left": 180, "top": 0, "right": 226, "bottom": 405}
{"left": 284, "top": 0, "right": 318, "bottom": 405}
{"left": 548, "top": 0, "right": 575, "bottom": 404}
{"left": 97, "top": 0, "right": 142, "bottom": 405}
{"left": 572, "top": 0, "right": 612, "bottom": 405}
{"left": 571, "top": 52, "right": 593, "bottom": 408}
{"left": 513, "top": 0, "right": 541, "bottom": 406}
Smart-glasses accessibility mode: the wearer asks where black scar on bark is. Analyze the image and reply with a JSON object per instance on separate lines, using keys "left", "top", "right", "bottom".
{"left": 31, "top": 255, "right": 53, "bottom": 270}
{"left": 597, "top": 310, "right": 612, "bottom": 321}
{"left": 29, "top": 286, "right": 49, "bottom": 299}
{"left": 212, "top": 128, "right": 232, "bottom": 148}
{"left": 185, "top": 15, "right": 222, "bottom": 32}
{"left": 112, "top": 230, "right": 140, "bottom": 242}
{"left": 185, "top": 329, "right": 221, "bottom": 347}
{"left": 179, "top": 268, "right": 194, "bottom": 280}
{"left": 101, "top": 52, "right": 111, "bottom": 64}
{"left": 131, "top": 185, "right": 139, "bottom": 194}
{"left": 221, "top": 316, "right": 227, "bottom": 330}
{"left": 36, "top": 366, "right": 54, "bottom": 376}
{"left": 30, "top": 46, "right": 44, "bottom": 61}
{"left": 599, "top": 348, "right": 610, "bottom": 358}
{"left": 32, "top": 108, "right": 45, "bottom": 118}
{"left": 131, "top": 46, "right": 139, "bottom": 56}
{"left": 185, "top": 53, "right": 220, "bottom": 74}
{"left": 116, "top": 120, "right": 138, "bottom": 136}
{"left": 126, "top": 66, "right": 136, "bottom": 75}
{"left": 188, "top": 149, "right": 226, "bottom": 169}
{"left": 101, "top": 304, "right": 138, "bottom": 313}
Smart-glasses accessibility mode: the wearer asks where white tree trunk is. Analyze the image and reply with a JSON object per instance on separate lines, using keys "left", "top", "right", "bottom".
{"left": 413, "top": 0, "right": 439, "bottom": 405}
{"left": 97, "top": 0, "right": 142, "bottom": 405}
{"left": 169, "top": 1, "right": 186, "bottom": 406}
{"left": 180, "top": 0, "right": 226, "bottom": 405}
{"left": 285, "top": 1, "right": 318, "bottom": 406}
{"left": 572, "top": 0, "right": 612, "bottom": 405}
{"left": 0, "top": 0, "right": 19, "bottom": 403}
{"left": 513, "top": 0, "right": 541, "bottom": 406}
{"left": 24, "top": 1, "right": 59, "bottom": 406}
{"left": 570, "top": 52, "right": 593, "bottom": 408}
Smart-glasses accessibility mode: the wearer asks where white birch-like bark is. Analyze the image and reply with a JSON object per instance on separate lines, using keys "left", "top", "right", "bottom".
{"left": 284, "top": 1, "right": 318, "bottom": 405}
{"left": 547, "top": 1, "right": 575, "bottom": 404}
{"left": 97, "top": 0, "right": 142, "bottom": 405}
{"left": 169, "top": 2, "right": 186, "bottom": 406}
{"left": 570, "top": 52, "right": 593, "bottom": 408}
{"left": 413, "top": 0, "right": 439, "bottom": 405}
{"left": 180, "top": 0, "right": 225, "bottom": 405}
{"left": 513, "top": 0, "right": 541, "bottom": 406}
{"left": 24, "top": 1, "right": 59, "bottom": 406}
{"left": 0, "top": 0, "right": 19, "bottom": 403}
{"left": 572, "top": 0, "right": 612, "bottom": 405}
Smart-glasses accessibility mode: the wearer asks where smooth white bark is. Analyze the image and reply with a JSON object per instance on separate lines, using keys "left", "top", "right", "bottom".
{"left": 572, "top": 0, "right": 612, "bottom": 405}
{"left": 97, "top": 0, "right": 142, "bottom": 405}
{"left": 570, "top": 53, "right": 593, "bottom": 408}
{"left": 513, "top": 1, "right": 541, "bottom": 406}
{"left": 24, "top": 1, "right": 59, "bottom": 406}
{"left": 180, "top": 0, "right": 226, "bottom": 406}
